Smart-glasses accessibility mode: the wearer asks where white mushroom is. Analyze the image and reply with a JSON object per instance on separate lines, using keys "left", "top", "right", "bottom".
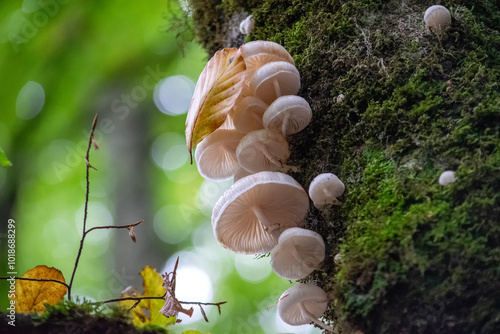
{"left": 278, "top": 283, "right": 333, "bottom": 331}
{"left": 424, "top": 5, "right": 451, "bottom": 35}
{"left": 263, "top": 95, "right": 312, "bottom": 136}
{"left": 271, "top": 227, "right": 325, "bottom": 280}
{"left": 308, "top": 173, "right": 345, "bottom": 209}
{"left": 194, "top": 129, "right": 244, "bottom": 181}
{"left": 236, "top": 129, "right": 294, "bottom": 173}
{"left": 240, "top": 40, "right": 294, "bottom": 80}
{"left": 232, "top": 96, "right": 268, "bottom": 133}
{"left": 239, "top": 15, "right": 254, "bottom": 35}
{"left": 439, "top": 170, "right": 457, "bottom": 186}
{"left": 212, "top": 171, "right": 309, "bottom": 254}
{"left": 249, "top": 61, "right": 300, "bottom": 104}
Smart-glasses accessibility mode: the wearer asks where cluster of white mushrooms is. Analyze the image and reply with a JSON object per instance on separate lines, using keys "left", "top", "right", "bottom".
{"left": 189, "top": 41, "right": 343, "bottom": 332}
{"left": 194, "top": 40, "right": 312, "bottom": 182}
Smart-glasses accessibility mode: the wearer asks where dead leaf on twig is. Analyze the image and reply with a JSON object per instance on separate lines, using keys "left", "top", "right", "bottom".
{"left": 159, "top": 257, "right": 194, "bottom": 323}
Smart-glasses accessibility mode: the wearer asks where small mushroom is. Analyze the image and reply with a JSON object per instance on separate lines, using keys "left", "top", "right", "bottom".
{"left": 240, "top": 41, "right": 294, "bottom": 80}
{"left": 195, "top": 129, "right": 244, "bottom": 181}
{"left": 236, "top": 129, "right": 293, "bottom": 173}
{"left": 270, "top": 227, "right": 325, "bottom": 280}
{"left": 239, "top": 15, "right": 254, "bottom": 35}
{"left": 278, "top": 283, "right": 333, "bottom": 332}
{"left": 308, "top": 173, "right": 345, "bottom": 209}
{"left": 424, "top": 5, "right": 451, "bottom": 35}
{"left": 439, "top": 170, "right": 457, "bottom": 186}
{"left": 212, "top": 171, "right": 309, "bottom": 254}
{"left": 232, "top": 96, "right": 268, "bottom": 133}
{"left": 262, "top": 95, "right": 312, "bottom": 136}
{"left": 249, "top": 61, "right": 300, "bottom": 104}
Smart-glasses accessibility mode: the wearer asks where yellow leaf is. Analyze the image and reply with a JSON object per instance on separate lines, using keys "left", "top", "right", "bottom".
{"left": 119, "top": 265, "right": 176, "bottom": 327}
{"left": 185, "top": 47, "right": 246, "bottom": 157}
{"left": 182, "top": 331, "right": 211, "bottom": 334}
{"left": 11, "top": 265, "right": 67, "bottom": 314}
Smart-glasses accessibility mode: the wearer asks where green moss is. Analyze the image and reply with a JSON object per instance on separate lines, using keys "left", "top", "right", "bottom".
{"left": 190, "top": 0, "right": 500, "bottom": 332}
{"left": 4, "top": 299, "right": 169, "bottom": 334}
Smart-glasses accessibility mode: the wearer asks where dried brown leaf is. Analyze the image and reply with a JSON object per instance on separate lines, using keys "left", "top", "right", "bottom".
{"left": 185, "top": 48, "right": 246, "bottom": 158}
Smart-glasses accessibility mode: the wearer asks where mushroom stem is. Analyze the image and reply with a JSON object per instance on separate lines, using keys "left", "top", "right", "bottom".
{"left": 322, "top": 188, "right": 342, "bottom": 205}
{"left": 256, "top": 142, "right": 285, "bottom": 169}
{"left": 253, "top": 207, "right": 282, "bottom": 239}
{"left": 289, "top": 243, "right": 315, "bottom": 270}
{"left": 281, "top": 112, "right": 290, "bottom": 136}
{"left": 298, "top": 302, "right": 334, "bottom": 332}
{"left": 272, "top": 79, "right": 282, "bottom": 99}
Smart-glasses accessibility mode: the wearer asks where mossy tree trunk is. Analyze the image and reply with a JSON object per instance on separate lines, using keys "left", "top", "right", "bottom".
{"left": 190, "top": 0, "right": 500, "bottom": 333}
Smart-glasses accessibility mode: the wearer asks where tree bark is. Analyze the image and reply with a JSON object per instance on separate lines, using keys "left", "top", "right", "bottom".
{"left": 190, "top": 0, "right": 500, "bottom": 333}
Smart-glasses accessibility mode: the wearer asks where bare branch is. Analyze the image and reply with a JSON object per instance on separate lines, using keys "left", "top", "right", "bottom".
{"left": 68, "top": 114, "right": 99, "bottom": 301}
{"left": 0, "top": 277, "right": 69, "bottom": 289}
{"left": 85, "top": 220, "right": 144, "bottom": 234}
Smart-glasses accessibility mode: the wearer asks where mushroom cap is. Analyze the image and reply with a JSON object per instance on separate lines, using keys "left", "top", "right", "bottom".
{"left": 271, "top": 227, "right": 325, "bottom": 280}
{"left": 250, "top": 61, "right": 300, "bottom": 104}
{"left": 232, "top": 96, "right": 268, "bottom": 133}
{"left": 424, "top": 5, "right": 451, "bottom": 33}
{"left": 236, "top": 129, "right": 290, "bottom": 173}
{"left": 263, "top": 95, "right": 312, "bottom": 136}
{"left": 233, "top": 167, "right": 252, "bottom": 182}
{"left": 239, "top": 15, "right": 254, "bottom": 35}
{"left": 241, "top": 41, "right": 294, "bottom": 79}
{"left": 308, "top": 173, "right": 345, "bottom": 209}
{"left": 212, "top": 171, "right": 309, "bottom": 254}
{"left": 439, "top": 170, "right": 457, "bottom": 186}
{"left": 278, "top": 283, "right": 329, "bottom": 326}
{"left": 195, "top": 129, "right": 244, "bottom": 181}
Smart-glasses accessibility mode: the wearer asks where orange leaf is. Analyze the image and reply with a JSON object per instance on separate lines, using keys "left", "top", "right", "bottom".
{"left": 11, "top": 265, "right": 67, "bottom": 314}
{"left": 185, "top": 48, "right": 246, "bottom": 159}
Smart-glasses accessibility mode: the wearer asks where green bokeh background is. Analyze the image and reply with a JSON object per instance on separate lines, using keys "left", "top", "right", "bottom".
{"left": 0, "top": 1, "right": 319, "bottom": 333}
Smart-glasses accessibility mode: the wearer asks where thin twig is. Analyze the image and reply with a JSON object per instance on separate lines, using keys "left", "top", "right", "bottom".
{"left": 178, "top": 301, "right": 228, "bottom": 307}
{"left": 0, "top": 277, "right": 69, "bottom": 289}
{"left": 85, "top": 220, "right": 144, "bottom": 234}
{"left": 68, "top": 114, "right": 98, "bottom": 301}
{"left": 93, "top": 296, "right": 227, "bottom": 308}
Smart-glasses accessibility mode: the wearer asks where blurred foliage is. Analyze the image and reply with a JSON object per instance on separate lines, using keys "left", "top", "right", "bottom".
{"left": 0, "top": 1, "right": 308, "bottom": 333}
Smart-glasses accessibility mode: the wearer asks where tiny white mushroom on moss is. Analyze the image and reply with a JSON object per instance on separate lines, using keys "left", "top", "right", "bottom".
{"left": 439, "top": 170, "right": 457, "bottom": 186}
{"left": 334, "top": 253, "right": 342, "bottom": 265}
{"left": 424, "top": 5, "right": 451, "bottom": 35}
{"left": 309, "top": 173, "right": 345, "bottom": 209}
{"left": 278, "top": 283, "right": 333, "bottom": 332}
{"left": 263, "top": 95, "right": 312, "bottom": 136}
{"left": 212, "top": 171, "right": 309, "bottom": 254}
{"left": 239, "top": 15, "right": 254, "bottom": 35}
{"left": 271, "top": 227, "right": 325, "bottom": 280}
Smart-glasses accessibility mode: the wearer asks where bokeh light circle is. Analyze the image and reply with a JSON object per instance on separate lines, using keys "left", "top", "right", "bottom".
{"left": 16, "top": 81, "right": 45, "bottom": 120}
{"left": 154, "top": 75, "right": 195, "bottom": 116}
